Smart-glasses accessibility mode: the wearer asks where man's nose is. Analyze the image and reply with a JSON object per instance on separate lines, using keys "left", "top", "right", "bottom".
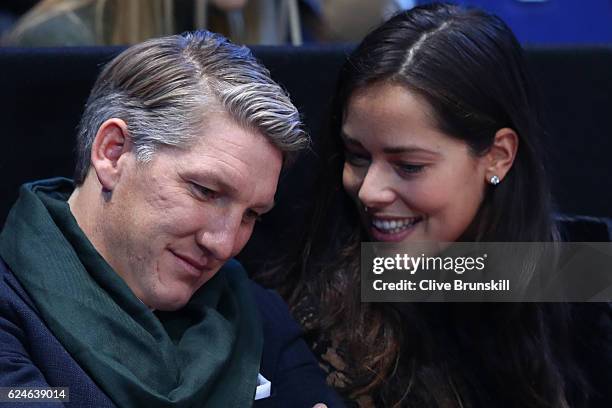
{"left": 358, "top": 163, "right": 396, "bottom": 209}
{"left": 196, "top": 217, "right": 243, "bottom": 263}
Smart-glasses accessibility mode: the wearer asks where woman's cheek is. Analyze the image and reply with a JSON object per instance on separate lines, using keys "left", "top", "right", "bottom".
{"left": 398, "top": 179, "right": 444, "bottom": 214}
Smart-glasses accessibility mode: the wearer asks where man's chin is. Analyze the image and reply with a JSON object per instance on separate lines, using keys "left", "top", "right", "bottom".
{"left": 147, "top": 290, "right": 193, "bottom": 312}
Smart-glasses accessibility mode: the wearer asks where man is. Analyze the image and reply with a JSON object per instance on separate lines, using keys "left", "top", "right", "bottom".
{"left": 0, "top": 31, "right": 340, "bottom": 407}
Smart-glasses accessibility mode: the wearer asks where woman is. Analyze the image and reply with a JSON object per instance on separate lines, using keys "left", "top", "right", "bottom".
{"left": 262, "top": 3, "right": 612, "bottom": 407}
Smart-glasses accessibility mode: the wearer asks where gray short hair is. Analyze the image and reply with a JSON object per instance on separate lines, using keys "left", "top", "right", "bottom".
{"left": 74, "top": 30, "right": 307, "bottom": 184}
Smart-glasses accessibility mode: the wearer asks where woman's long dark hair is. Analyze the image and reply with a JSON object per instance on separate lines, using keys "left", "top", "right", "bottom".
{"left": 261, "top": 4, "right": 597, "bottom": 407}
{"left": 335, "top": 2, "right": 557, "bottom": 243}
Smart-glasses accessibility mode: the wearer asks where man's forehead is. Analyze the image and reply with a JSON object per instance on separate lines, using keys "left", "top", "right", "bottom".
{"left": 196, "top": 107, "right": 286, "bottom": 162}
{"left": 175, "top": 124, "right": 282, "bottom": 207}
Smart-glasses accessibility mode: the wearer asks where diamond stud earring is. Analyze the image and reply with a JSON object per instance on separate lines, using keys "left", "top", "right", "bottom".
{"left": 489, "top": 175, "right": 500, "bottom": 185}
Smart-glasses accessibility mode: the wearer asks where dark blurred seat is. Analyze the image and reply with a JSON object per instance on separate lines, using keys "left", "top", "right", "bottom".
{"left": 1, "top": 45, "right": 611, "bottom": 275}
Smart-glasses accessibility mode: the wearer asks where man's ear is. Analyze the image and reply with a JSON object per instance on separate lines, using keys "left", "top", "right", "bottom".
{"left": 484, "top": 127, "right": 519, "bottom": 184}
{"left": 90, "top": 118, "right": 132, "bottom": 191}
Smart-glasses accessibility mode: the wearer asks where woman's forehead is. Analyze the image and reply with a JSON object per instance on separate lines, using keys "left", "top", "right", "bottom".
{"left": 342, "top": 83, "right": 446, "bottom": 149}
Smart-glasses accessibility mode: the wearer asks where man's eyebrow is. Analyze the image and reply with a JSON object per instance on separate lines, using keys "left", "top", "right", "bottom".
{"left": 191, "top": 170, "right": 240, "bottom": 196}
{"left": 189, "top": 171, "right": 275, "bottom": 212}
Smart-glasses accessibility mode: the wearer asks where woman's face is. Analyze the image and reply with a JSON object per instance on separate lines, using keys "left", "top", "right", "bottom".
{"left": 342, "top": 82, "right": 490, "bottom": 243}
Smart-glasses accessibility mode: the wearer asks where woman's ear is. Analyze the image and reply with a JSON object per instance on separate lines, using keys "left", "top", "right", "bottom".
{"left": 90, "top": 118, "right": 132, "bottom": 191}
{"left": 485, "top": 127, "right": 519, "bottom": 184}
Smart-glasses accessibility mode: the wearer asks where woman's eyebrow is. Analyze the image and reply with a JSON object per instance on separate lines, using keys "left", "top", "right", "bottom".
{"left": 342, "top": 133, "right": 440, "bottom": 156}
{"left": 341, "top": 133, "right": 362, "bottom": 146}
{"left": 382, "top": 145, "right": 441, "bottom": 156}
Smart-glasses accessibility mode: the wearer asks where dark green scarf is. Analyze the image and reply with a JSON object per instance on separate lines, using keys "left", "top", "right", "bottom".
{"left": 0, "top": 178, "right": 263, "bottom": 408}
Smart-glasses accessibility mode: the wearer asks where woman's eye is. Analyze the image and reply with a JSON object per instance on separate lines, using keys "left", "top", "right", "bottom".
{"left": 191, "top": 183, "right": 219, "bottom": 200}
{"left": 243, "top": 209, "right": 262, "bottom": 224}
{"left": 344, "top": 150, "right": 370, "bottom": 167}
{"left": 397, "top": 163, "right": 425, "bottom": 175}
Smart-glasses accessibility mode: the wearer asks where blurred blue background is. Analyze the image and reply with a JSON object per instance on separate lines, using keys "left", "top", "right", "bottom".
{"left": 418, "top": 0, "right": 612, "bottom": 44}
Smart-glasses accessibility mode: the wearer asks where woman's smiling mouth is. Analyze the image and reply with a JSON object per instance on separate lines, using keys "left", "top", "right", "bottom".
{"left": 369, "top": 215, "right": 423, "bottom": 241}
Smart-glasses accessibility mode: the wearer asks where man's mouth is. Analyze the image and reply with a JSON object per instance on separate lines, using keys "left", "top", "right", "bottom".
{"left": 170, "top": 250, "right": 208, "bottom": 274}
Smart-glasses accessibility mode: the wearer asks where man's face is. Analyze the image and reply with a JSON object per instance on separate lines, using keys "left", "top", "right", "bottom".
{"left": 100, "top": 112, "right": 282, "bottom": 311}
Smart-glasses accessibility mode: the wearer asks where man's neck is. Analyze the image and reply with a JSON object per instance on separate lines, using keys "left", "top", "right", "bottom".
{"left": 67, "top": 176, "right": 153, "bottom": 310}
{"left": 67, "top": 181, "right": 96, "bottom": 242}
{"left": 67, "top": 176, "right": 112, "bottom": 276}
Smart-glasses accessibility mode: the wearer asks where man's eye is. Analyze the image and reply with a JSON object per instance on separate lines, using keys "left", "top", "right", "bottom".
{"left": 191, "top": 183, "right": 219, "bottom": 200}
{"left": 344, "top": 150, "right": 370, "bottom": 167}
{"left": 243, "top": 209, "right": 262, "bottom": 224}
